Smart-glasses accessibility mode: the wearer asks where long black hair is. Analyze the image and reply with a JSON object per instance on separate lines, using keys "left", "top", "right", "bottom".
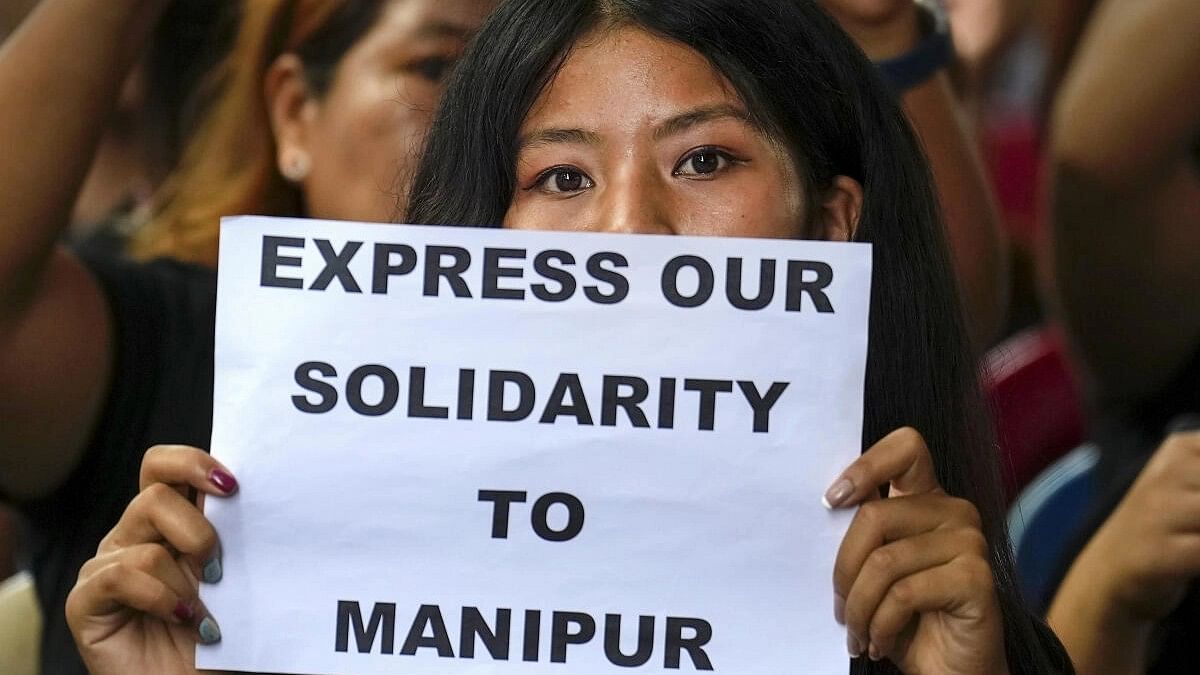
{"left": 407, "top": 1, "right": 1068, "bottom": 672}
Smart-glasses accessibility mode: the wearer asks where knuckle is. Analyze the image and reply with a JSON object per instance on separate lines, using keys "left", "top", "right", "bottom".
{"left": 868, "top": 613, "right": 898, "bottom": 647}
{"left": 134, "top": 544, "right": 174, "bottom": 573}
{"left": 844, "top": 603, "right": 870, "bottom": 635}
{"left": 1158, "top": 435, "right": 1197, "bottom": 464}
{"left": 151, "top": 583, "right": 175, "bottom": 611}
{"left": 889, "top": 576, "right": 917, "bottom": 607}
{"left": 958, "top": 527, "right": 989, "bottom": 558}
{"left": 894, "top": 426, "right": 927, "bottom": 451}
{"left": 142, "top": 444, "right": 168, "bottom": 463}
{"left": 865, "top": 546, "right": 899, "bottom": 575}
{"left": 76, "top": 556, "right": 100, "bottom": 581}
{"left": 183, "top": 522, "right": 218, "bottom": 556}
{"left": 95, "top": 563, "right": 124, "bottom": 595}
{"left": 856, "top": 500, "right": 885, "bottom": 528}
{"left": 140, "top": 444, "right": 174, "bottom": 475}
{"left": 140, "top": 481, "right": 175, "bottom": 504}
{"left": 955, "top": 554, "right": 994, "bottom": 590}
{"left": 96, "top": 530, "right": 120, "bottom": 555}
{"left": 848, "top": 454, "right": 878, "bottom": 484}
{"left": 65, "top": 587, "right": 86, "bottom": 629}
{"left": 947, "top": 497, "right": 982, "bottom": 528}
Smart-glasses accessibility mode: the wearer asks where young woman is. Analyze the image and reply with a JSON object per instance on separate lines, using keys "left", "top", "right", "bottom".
{"left": 64, "top": 1, "right": 1071, "bottom": 673}
{"left": 0, "top": 1, "right": 492, "bottom": 673}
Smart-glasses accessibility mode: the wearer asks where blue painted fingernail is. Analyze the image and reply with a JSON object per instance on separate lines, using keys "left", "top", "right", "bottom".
{"left": 198, "top": 616, "right": 222, "bottom": 644}
{"left": 202, "top": 556, "right": 222, "bottom": 584}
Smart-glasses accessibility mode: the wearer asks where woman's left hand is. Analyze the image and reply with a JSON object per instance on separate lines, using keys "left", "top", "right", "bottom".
{"left": 824, "top": 427, "right": 1008, "bottom": 674}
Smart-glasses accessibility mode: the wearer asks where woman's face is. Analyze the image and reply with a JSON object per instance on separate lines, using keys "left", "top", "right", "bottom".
{"left": 273, "top": 0, "right": 495, "bottom": 222}
{"left": 503, "top": 26, "right": 857, "bottom": 240}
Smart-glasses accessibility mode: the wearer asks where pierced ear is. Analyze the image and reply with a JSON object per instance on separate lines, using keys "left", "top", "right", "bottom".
{"left": 264, "top": 53, "right": 318, "bottom": 183}
{"left": 816, "top": 175, "right": 864, "bottom": 242}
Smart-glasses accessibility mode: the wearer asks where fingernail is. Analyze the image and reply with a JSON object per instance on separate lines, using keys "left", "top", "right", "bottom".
{"left": 823, "top": 478, "right": 854, "bottom": 509}
{"left": 847, "top": 633, "right": 862, "bottom": 658}
{"left": 834, "top": 593, "right": 845, "bottom": 625}
{"left": 869, "top": 642, "right": 880, "bottom": 661}
{"left": 198, "top": 616, "right": 222, "bottom": 644}
{"left": 208, "top": 468, "right": 238, "bottom": 494}
{"left": 202, "top": 555, "right": 223, "bottom": 584}
{"left": 173, "top": 600, "right": 194, "bottom": 622}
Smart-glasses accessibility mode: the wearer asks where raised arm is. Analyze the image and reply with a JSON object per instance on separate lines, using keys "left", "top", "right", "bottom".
{"left": 822, "top": 0, "right": 1011, "bottom": 350}
{"left": 1047, "top": 0, "right": 1200, "bottom": 403}
{"left": 0, "top": 0, "right": 169, "bottom": 499}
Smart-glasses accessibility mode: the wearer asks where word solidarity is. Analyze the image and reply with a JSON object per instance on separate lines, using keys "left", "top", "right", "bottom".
{"left": 293, "top": 363, "right": 790, "bottom": 433}
{"left": 335, "top": 601, "right": 715, "bottom": 670}
{"left": 260, "top": 235, "right": 838, "bottom": 312}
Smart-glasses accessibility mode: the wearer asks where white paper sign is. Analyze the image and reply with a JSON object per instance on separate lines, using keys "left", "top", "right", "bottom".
{"left": 199, "top": 216, "right": 872, "bottom": 675}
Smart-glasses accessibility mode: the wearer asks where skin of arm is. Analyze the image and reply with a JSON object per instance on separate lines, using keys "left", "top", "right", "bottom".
{"left": 1046, "top": 0, "right": 1200, "bottom": 404}
{"left": 823, "top": 0, "right": 1011, "bottom": 350}
{"left": 1047, "top": 548, "right": 1155, "bottom": 675}
{"left": 0, "top": 0, "right": 170, "bottom": 499}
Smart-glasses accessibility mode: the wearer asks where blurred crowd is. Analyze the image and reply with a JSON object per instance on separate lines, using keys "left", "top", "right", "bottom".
{"left": 0, "top": 0, "right": 1197, "bottom": 673}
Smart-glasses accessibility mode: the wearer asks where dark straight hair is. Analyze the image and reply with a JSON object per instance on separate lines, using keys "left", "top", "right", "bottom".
{"left": 407, "top": 1, "right": 1064, "bottom": 672}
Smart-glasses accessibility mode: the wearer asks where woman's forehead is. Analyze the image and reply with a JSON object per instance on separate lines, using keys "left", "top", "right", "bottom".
{"left": 521, "top": 25, "right": 748, "bottom": 134}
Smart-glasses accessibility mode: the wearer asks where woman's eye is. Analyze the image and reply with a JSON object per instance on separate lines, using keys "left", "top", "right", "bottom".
{"left": 674, "top": 148, "right": 735, "bottom": 177}
{"left": 533, "top": 166, "right": 595, "bottom": 194}
{"left": 407, "top": 56, "right": 457, "bottom": 83}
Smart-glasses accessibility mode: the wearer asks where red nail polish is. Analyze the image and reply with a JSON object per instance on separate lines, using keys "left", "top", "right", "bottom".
{"left": 174, "top": 600, "right": 194, "bottom": 622}
{"left": 208, "top": 468, "right": 238, "bottom": 494}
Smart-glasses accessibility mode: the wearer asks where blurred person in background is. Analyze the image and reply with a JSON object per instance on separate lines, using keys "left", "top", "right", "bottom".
{"left": 0, "top": 0, "right": 492, "bottom": 672}
{"left": 943, "top": 0, "right": 1116, "bottom": 501}
{"left": 1039, "top": 0, "right": 1200, "bottom": 672}
{"left": 131, "top": 0, "right": 485, "bottom": 266}
{"left": 822, "top": 0, "right": 1010, "bottom": 351}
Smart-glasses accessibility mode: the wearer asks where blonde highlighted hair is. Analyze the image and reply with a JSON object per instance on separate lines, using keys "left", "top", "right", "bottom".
{"left": 132, "top": 0, "right": 382, "bottom": 266}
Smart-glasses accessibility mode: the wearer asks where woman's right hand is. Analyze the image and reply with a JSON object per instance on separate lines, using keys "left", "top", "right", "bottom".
{"left": 66, "top": 445, "right": 238, "bottom": 675}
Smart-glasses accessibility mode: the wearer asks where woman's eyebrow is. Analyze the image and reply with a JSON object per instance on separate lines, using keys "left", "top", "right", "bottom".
{"left": 653, "top": 104, "right": 752, "bottom": 141}
{"left": 412, "top": 21, "right": 475, "bottom": 41}
{"left": 517, "top": 128, "right": 602, "bottom": 152}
